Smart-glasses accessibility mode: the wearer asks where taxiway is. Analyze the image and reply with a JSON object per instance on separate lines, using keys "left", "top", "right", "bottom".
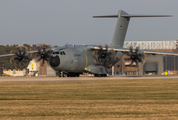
{"left": 0, "top": 75, "right": 178, "bottom": 82}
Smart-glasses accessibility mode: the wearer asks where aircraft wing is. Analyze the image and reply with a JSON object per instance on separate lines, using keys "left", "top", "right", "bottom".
{"left": 0, "top": 53, "right": 15, "bottom": 57}
{"left": 0, "top": 46, "right": 64, "bottom": 58}
{"left": 91, "top": 46, "right": 178, "bottom": 56}
{"left": 114, "top": 48, "right": 178, "bottom": 56}
{"left": 138, "top": 49, "right": 178, "bottom": 55}
{"left": 0, "top": 50, "right": 38, "bottom": 58}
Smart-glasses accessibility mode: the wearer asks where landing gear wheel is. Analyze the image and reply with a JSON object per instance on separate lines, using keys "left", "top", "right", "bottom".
{"left": 59, "top": 72, "right": 66, "bottom": 77}
{"left": 59, "top": 73, "right": 61, "bottom": 77}
{"left": 94, "top": 74, "right": 107, "bottom": 77}
{"left": 94, "top": 74, "right": 98, "bottom": 77}
{"left": 76, "top": 74, "right": 79, "bottom": 77}
{"left": 63, "top": 74, "right": 65, "bottom": 77}
{"left": 67, "top": 73, "right": 80, "bottom": 77}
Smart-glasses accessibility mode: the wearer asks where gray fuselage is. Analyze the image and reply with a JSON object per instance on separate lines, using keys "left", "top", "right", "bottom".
{"left": 49, "top": 45, "right": 123, "bottom": 74}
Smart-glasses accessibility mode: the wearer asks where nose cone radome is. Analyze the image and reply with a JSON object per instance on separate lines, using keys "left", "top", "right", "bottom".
{"left": 50, "top": 56, "right": 60, "bottom": 67}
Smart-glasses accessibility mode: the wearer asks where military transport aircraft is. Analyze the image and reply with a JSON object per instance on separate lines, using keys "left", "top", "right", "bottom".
{"left": 1, "top": 10, "right": 178, "bottom": 77}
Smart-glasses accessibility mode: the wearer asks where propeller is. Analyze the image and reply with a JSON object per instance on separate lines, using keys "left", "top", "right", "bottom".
{"left": 94, "top": 43, "right": 117, "bottom": 67}
{"left": 10, "top": 46, "right": 31, "bottom": 69}
{"left": 36, "top": 44, "right": 52, "bottom": 66}
{"left": 123, "top": 46, "right": 145, "bottom": 67}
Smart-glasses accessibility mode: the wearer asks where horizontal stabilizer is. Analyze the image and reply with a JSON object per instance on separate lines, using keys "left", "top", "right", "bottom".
{"left": 93, "top": 10, "right": 172, "bottom": 48}
{"left": 93, "top": 15, "right": 172, "bottom": 18}
{"left": 93, "top": 15, "right": 118, "bottom": 18}
{"left": 121, "top": 15, "right": 172, "bottom": 17}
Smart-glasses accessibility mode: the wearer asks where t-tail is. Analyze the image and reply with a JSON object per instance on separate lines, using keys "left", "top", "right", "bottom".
{"left": 93, "top": 10, "right": 172, "bottom": 48}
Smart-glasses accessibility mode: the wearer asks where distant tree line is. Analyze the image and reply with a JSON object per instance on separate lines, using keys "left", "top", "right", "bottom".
{"left": 0, "top": 44, "right": 55, "bottom": 74}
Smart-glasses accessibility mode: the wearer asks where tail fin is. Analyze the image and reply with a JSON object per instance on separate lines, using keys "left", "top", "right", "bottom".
{"left": 93, "top": 10, "right": 172, "bottom": 48}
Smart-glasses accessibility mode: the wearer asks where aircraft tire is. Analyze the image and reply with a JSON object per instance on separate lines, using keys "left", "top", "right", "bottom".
{"left": 67, "top": 73, "right": 80, "bottom": 77}
{"left": 59, "top": 73, "right": 61, "bottom": 77}
{"left": 63, "top": 74, "right": 65, "bottom": 77}
{"left": 94, "top": 74, "right": 98, "bottom": 77}
{"left": 94, "top": 74, "right": 107, "bottom": 77}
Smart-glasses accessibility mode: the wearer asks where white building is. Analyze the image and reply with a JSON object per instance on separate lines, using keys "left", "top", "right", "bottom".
{"left": 27, "top": 59, "right": 39, "bottom": 76}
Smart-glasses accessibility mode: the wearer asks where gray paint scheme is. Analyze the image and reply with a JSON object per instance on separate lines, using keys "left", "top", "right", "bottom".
{"left": 111, "top": 10, "right": 130, "bottom": 48}
{"left": 0, "top": 10, "right": 177, "bottom": 76}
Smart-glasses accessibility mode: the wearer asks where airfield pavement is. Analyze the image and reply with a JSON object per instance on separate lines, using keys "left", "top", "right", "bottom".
{"left": 0, "top": 75, "right": 178, "bottom": 82}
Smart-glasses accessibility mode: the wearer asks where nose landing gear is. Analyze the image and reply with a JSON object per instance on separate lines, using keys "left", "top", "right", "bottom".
{"left": 58, "top": 71, "right": 66, "bottom": 77}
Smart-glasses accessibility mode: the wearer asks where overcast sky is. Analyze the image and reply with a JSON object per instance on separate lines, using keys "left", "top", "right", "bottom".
{"left": 0, "top": 0, "right": 178, "bottom": 46}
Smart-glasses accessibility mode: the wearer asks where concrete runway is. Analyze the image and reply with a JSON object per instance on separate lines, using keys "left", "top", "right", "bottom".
{"left": 0, "top": 75, "right": 178, "bottom": 82}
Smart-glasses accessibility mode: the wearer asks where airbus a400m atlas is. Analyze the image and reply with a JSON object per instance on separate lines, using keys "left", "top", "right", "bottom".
{"left": 1, "top": 10, "right": 178, "bottom": 77}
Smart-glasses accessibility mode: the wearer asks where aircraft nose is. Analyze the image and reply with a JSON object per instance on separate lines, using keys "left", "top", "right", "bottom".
{"left": 50, "top": 56, "right": 60, "bottom": 67}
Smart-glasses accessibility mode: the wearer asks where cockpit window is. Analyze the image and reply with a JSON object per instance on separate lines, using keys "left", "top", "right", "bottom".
{"left": 53, "top": 51, "right": 65, "bottom": 55}
{"left": 52, "top": 51, "right": 59, "bottom": 54}
{"left": 63, "top": 51, "right": 65, "bottom": 55}
{"left": 60, "top": 51, "right": 66, "bottom": 55}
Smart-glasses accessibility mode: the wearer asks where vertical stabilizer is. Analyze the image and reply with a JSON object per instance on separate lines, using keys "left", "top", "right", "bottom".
{"left": 111, "top": 10, "right": 129, "bottom": 48}
{"left": 93, "top": 10, "right": 172, "bottom": 48}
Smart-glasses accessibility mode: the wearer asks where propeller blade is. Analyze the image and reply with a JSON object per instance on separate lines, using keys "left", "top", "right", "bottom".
{"left": 22, "top": 51, "right": 26, "bottom": 56}
{"left": 124, "top": 58, "right": 131, "bottom": 62}
{"left": 24, "top": 56, "right": 29, "bottom": 60}
{"left": 43, "top": 59, "right": 45, "bottom": 64}
{"left": 142, "top": 59, "right": 145, "bottom": 65}
{"left": 15, "top": 52, "right": 19, "bottom": 56}
{"left": 94, "top": 59, "right": 97, "bottom": 64}
{"left": 105, "top": 43, "right": 108, "bottom": 51}
{"left": 44, "top": 57, "right": 48, "bottom": 61}
{"left": 21, "top": 61, "right": 24, "bottom": 66}
{"left": 43, "top": 48, "right": 45, "bottom": 52}
{"left": 97, "top": 45, "right": 103, "bottom": 55}
{"left": 130, "top": 46, "right": 133, "bottom": 53}
{"left": 95, "top": 43, "right": 117, "bottom": 67}
{"left": 38, "top": 49, "right": 42, "bottom": 54}
{"left": 10, "top": 46, "right": 31, "bottom": 69}
{"left": 135, "top": 60, "right": 139, "bottom": 67}
{"left": 10, "top": 58, "right": 13, "bottom": 64}
{"left": 93, "top": 50, "right": 96, "bottom": 55}
{"left": 38, "top": 57, "right": 42, "bottom": 61}
{"left": 14, "top": 57, "right": 18, "bottom": 60}
{"left": 125, "top": 45, "right": 145, "bottom": 68}
{"left": 41, "top": 59, "right": 45, "bottom": 66}
{"left": 130, "top": 60, "right": 134, "bottom": 66}
{"left": 19, "top": 50, "right": 22, "bottom": 55}
{"left": 35, "top": 44, "right": 52, "bottom": 66}
{"left": 135, "top": 46, "right": 139, "bottom": 54}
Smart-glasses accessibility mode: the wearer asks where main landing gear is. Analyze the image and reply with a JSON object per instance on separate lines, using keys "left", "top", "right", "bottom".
{"left": 94, "top": 74, "right": 107, "bottom": 77}
{"left": 67, "top": 73, "right": 80, "bottom": 77}
{"left": 58, "top": 72, "right": 80, "bottom": 77}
